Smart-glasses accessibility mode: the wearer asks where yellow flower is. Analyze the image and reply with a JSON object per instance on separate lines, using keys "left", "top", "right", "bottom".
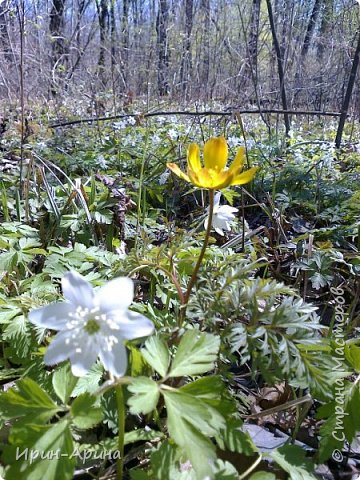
{"left": 167, "top": 137, "right": 258, "bottom": 190}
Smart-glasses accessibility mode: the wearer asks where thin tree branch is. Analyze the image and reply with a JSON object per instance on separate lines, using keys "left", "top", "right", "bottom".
{"left": 49, "top": 109, "right": 344, "bottom": 128}
{"left": 335, "top": 28, "right": 360, "bottom": 148}
{"left": 265, "top": 0, "right": 291, "bottom": 135}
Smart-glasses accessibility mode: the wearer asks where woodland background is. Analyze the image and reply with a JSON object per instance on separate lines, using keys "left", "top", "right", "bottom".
{"left": 0, "top": 0, "right": 359, "bottom": 120}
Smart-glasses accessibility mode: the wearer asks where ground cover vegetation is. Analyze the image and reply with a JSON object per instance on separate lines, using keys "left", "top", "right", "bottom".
{"left": 0, "top": 0, "right": 360, "bottom": 479}
{"left": 0, "top": 107, "right": 359, "bottom": 479}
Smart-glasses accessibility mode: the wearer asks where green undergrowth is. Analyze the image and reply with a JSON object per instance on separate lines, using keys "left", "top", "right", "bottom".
{"left": 0, "top": 109, "right": 359, "bottom": 480}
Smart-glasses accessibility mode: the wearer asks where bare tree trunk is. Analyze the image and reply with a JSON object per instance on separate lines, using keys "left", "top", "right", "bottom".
{"left": 0, "top": 1, "right": 12, "bottom": 63}
{"left": 317, "top": 0, "right": 332, "bottom": 60}
{"left": 294, "top": 0, "right": 322, "bottom": 102}
{"left": 49, "top": 0, "right": 66, "bottom": 95}
{"left": 300, "top": 0, "right": 322, "bottom": 59}
{"left": 314, "top": 0, "right": 332, "bottom": 109}
{"left": 199, "top": 0, "right": 210, "bottom": 89}
{"left": 180, "top": 0, "right": 193, "bottom": 98}
{"left": 96, "top": 0, "right": 108, "bottom": 86}
{"left": 75, "top": 0, "right": 86, "bottom": 49}
{"left": 110, "top": 0, "right": 116, "bottom": 73}
{"left": 266, "top": 0, "right": 291, "bottom": 135}
{"left": 121, "top": 0, "right": 129, "bottom": 90}
{"left": 243, "top": 0, "right": 261, "bottom": 88}
{"left": 156, "top": 0, "right": 169, "bottom": 96}
{"left": 335, "top": 28, "right": 360, "bottom": 148}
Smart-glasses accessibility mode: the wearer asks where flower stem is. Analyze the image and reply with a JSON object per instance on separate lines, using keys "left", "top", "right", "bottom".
{"left": 129, "top": 263, "right": 185, "bottom": 305}
{"left": 180, "top": 189, "right": 215, "bottom": 325}
{"left": 115, "top": 384, "right": 125, "bottom": 480}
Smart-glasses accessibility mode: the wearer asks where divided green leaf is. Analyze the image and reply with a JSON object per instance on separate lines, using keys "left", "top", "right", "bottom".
{"left": 70, "top": 393, "right": 103, "bottom": 429}
{"left": 52, "top": 363, "right": 78, "bottom": 404}
{"left": 141, "top": 336, "right": 170, "bottom": 377}
{"left": 127, "top": 377, "right": 160, "bottom": 415}
{"left": 0, "top": 377, "right": 60, "bottom": 422}
{"left": 5, "top": 420, "right": 75, "bottom": 480}
{"left": 270, "top": 445, "right": 317, "bottom": 480}
{"left": 169, "top": 330, "right": 220, "bottom": 377}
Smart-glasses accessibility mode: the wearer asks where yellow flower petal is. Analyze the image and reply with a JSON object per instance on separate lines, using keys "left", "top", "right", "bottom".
{"left": 203, "top": 137, "right": 228, "bottom": 171}
{"left": 167, "top": 163, "right": 191, "bottom": 183}
{"left": 230, "top": 167, "right": 259, "bottom": 186}
{"left": 189, "top": 168, "right": 212, "bottom": 188}
{"left": 212, "top": 171, "right": 234, "bottom": 190}
{"left": 187, "top": 144, "right": 201, "bottom": 173}
{"left": 228, "top": 146, "right": 245, "bottom": 176}
{"left": 191, "top": 168, "right": 232, "bottom": 189}
{"left": 168, "top": 139, "right": 257, "bottom": 190}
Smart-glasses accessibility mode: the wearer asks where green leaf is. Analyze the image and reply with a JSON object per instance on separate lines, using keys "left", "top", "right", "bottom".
{"left": 180, "top": 376, "right": 225, "bottom": 401}
{"left": 71, "top": 361, "right": 103, "bottom": 396}
{"left": 270, "top": 445, "right": 317, "bottom": 480}
{"left": 128, "top": 344, "right": 149, "bottom": 377}
{"left": 130, "top": 470, "right": 153, "bottom": 480}
{"left": 211, "top": 459, "right": 239, "bottom": 479}
{"left": 180, "top": 376, "right": 236, "bottom": 417}
{"left": 173, "top": 419, "right": 215, "bottom": 479}
{"left": 0, "top": 307, "right": 22, "bottom": 324}
{"left": 169, "top": 330, "right": 220, "bottom": 377}
{"left": 52, "top": 363, "right": 78, "bottom": 404}
{"left": 5, "top": 420, "right": 75, "bottom": 480}
{"left": 162, "top": 389, "right": 225, "bottom": 479}
{"left": 249, "top": 472, "right": 276, "bottom": 480}
{"left": 127, "top": 377, "right": 160, "bottom": 415}
{"left": 70, "top": 393, "right": 103, "bottom": 429}
{"left": 345, "top": 343, "right": 360, "bottom": 372}
{"left": 163, "top": 389, "right": 225, "bottom": 437}
{"left": 318, "top": 383, "right": 360, "bottom": 462}
{"left": 142, "top": 336, "right": 170, "bottom": 377}
{"left": 125, "top": 428, "right": 164, "bottom": 445}
{"left": 0, "top": 377, "right": 60, "bottom": 421}
{"left": 150, "top": 441, "right": 180, "bottom": 480}
{"left": 217, "top": 418, "right": 257, "bottom": 455}
{"left": 343, "top": 383, "right": 360, "bottom": 440}
{"left": 318, "top": 414, "right": 344, "bottom": 463}
{"left": 3, "top": 315, "right": 32, "bottom": 358}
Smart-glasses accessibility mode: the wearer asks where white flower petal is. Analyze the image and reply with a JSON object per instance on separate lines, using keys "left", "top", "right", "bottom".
{"left": 44, "top": 330, "right": 78, "bottom": 365}
{"left": 62, "top": 271, "right": 94, "bottom": 308}
{"left": 99, "top": 339, "right": 128, "bottom": 377}
{"left": 29, "top": 302, "right": 74, "bottom": 330}
{"left": 95, "top": 277, "right": 134, "bottom": 313}
{"left": 108, "top": 311, "right": 154, "bottom": 340}
{"left": 213, "top": 216, "right": 227, "bottom": 228}
{"left": 69, "top": 337, "right": 99, "bottom": 376}
{"left": 214, "top": 192, "right": 222, "bottom": 207}
{"left": 216, "top": 212, "right": 234, "bottom": 222}
{"left": 219, "top": 205, "right": 238, "bottom": 215}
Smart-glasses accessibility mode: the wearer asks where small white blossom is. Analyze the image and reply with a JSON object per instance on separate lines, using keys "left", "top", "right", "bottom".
{"left": 159, "top": 171, "right": 170, "bottom": 185}
{"left": 123, "top": 134, "right": 136, "bottom": 147}
{"left": 204, "top": 192, "right": 239, "bottom": 236}
{"left": 113, "top": 120, "right": 127, "bottom": 129}
{"left": 151, "top": 133, "right": 161, "bottom": 144}
{"left": 29, "top": 272, "right": 154, "bottom": 377}
{"left": 227, "top": 136, "right": 243, "bottom": 148}
{"left": 156, "top": 116, "right": 166, "bottom": 125}
{"left": 98, "top": 155, "right": 108, "bottom": 169}
{"left": 320, "top": 142, "right": 335, "bottom": 169}
{"left": 168, "top": 128, "right": 178, "bottom": 140}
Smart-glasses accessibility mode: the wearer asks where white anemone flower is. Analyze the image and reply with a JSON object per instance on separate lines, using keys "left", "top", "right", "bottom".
{"left": 204, "top": 192, "right": 239, "bottom": 236}
{"left": 29, "top": 271, "right": 154, "bottom": 377}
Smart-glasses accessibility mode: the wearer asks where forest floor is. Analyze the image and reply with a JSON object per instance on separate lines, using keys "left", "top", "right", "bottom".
{"left": 0, "top": 101, "right": 360, "bottom": 480}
